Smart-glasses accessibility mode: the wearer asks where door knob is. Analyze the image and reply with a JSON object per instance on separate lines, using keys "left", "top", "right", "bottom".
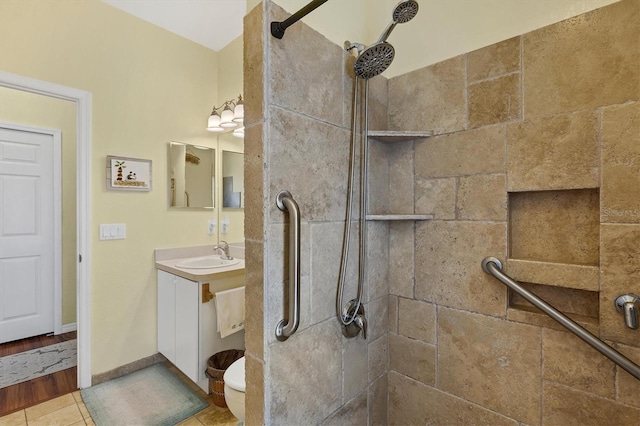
{"left": 615, "top": 294, "right": 640, "bottom": 330}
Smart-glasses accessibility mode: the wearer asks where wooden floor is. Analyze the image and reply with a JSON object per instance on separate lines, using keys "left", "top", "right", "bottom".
{"left": 0, "top": 332, "right": 78, "bottom": 417}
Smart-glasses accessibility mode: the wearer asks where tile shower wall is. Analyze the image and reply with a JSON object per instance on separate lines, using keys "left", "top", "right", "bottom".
{"left": 244, "top": 2, "right": 390, "bottom": 424}
{"left": 385, "top": 0, "right": 640, "bottom": 424}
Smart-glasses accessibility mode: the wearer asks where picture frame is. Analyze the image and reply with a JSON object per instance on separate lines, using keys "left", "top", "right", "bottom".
{"left": 106, "top": 155, "right": 152, "bottom": 191}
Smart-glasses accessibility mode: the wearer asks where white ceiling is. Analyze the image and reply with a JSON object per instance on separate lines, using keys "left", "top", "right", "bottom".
{"left": 101, "top": 0, "right": 246, "bottom": 52}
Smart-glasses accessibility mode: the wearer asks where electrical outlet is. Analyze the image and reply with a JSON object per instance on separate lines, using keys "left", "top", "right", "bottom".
{"left": 221, "top": 216, "right": 229, "bottom": 234}
{"left": 207, "top": 219, "right": 216, "bottom": 235}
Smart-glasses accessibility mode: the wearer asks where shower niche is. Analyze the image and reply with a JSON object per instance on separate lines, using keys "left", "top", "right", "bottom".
{"left": 366, "top": 130, "right": 434, "bottom": 221}
{"left": 506, "top": 188, "right": 600, "bottom": 327}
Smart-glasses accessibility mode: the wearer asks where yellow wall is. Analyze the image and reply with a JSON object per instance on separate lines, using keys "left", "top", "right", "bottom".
{"left": 216, "top": 35, "right": 245, "bottom": 244}
{"left": 0, "top": 0, "right": 220, "bottom": 374}
{"left": 269, "top": 0, "right": 621, "bottom": 77}
{"left": 0, "top": 88, "right": 78, "bottom": 326}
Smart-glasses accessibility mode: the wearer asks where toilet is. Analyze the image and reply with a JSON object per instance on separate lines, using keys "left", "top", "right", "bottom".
{"left": 224, "top": 356, "right": 245, "bottom": 422}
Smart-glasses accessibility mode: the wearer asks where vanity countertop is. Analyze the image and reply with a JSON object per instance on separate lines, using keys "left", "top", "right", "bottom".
{"left": 154, "top": 244, "right": 245, "bottom": 282}
{"left": 155, "top": 257, "right": 245, "bottom": 281}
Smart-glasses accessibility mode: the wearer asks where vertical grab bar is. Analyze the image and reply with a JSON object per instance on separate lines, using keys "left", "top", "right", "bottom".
{"left": 275, "top": 191, "right": 301, "bottom": 341}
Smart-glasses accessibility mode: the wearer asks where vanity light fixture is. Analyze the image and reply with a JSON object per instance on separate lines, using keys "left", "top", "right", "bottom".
{"left": 207, "top": 94, "right": 244, "bottom": 132}
{"left": 232, "top": 127, "right": 245, "bottom": 138}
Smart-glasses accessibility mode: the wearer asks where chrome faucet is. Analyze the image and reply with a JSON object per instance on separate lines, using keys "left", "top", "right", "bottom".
{"left": 214, "top": 240, "right": 233, "bottom": 260}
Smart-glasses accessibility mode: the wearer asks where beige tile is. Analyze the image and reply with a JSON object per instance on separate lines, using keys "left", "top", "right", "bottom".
{"left": 27, "top": 404, "right": 83, "bottom": 426}
{"left": 542, "top": 381, "right": 640, "bottom": 426}
{"left": 320, "top": 391, "right": 367, "bottom": 426}
{"left": 601, "top": 101, "right": 640, "bottom": 224}
{"left": 509, "top": 189, "right": 600, "bottom": 265}
{"left": 388, "top": 371, "right": 518, "bottom": 426}
{"left": 388, "top": 294, "right": 398, "bottom": 333}
{"left": 0, "top": 411, "right": 26, "bottom": 426}
{"left": 457, "top": 174, "right": 507, "bottom": 221}
{"left": 507, "top": 306, "right": 599, "bottom": 334}
{"left": 25, "top": 394, "right": 76, "bottom": 421}
{"left": 268, "top": 106, "right": 351, "bottom": 222}
{"left": 368, "top": 333, "right": 388, "bottom": 382}
{"left": 415, "top": 177, "right": 456, "bottom": 219}
{"left": 194, "top": 404, "right": 238, "bottom": 426}
{"left": 243, "top": 3, "right": 264, "bottom": 127}
{"left": 368, "top": 374, "right": 388, "bottom": 426}
{"left": 75, "top": 401, "right": 90, "bottom": 421}
{"left": 176, "top": 417, "right": 203, "bottom": 426}
{"left": 439, "top": 308, "right": 542, "bottom": 424}
{"left": 398, "top": 298, "right": 436, "bottom": 344}
{"left": 309, "top": 221, "right": 354, "bottom": 323}
{"left": 469, "top": 73, "right": 521, "bottom": 128}
{"left": 268, "top": 3, "right": 345, "bottom": 126}
{"left": 506, "top": 259, "right": 599, "bottom": 291}
{"left": 366, "top": 296, "right": 389, "bottom": 342}
{"left": 245, "top": 353, "right": 264, "bottom": 426}
{"left": 468, "top": 37, "right": 521, "bottom": 82}
{"left": 243, "top": 124, "right": 264, "bottom": 242}
{"left": 415, "top": 125, "right": 505, "bottom": 178}
{"left": 415, "top": 221, "right": 507, "bottom": 316}
{"left": 543, "top": 328, "right": 615, "bottom": 398}
{"left": 365, "top": 221, "right": 390, "bottom": 303}
{"left": 389, "top": 333, "right": 436, "bottom": 386}
{"left": 389, "top": 222, "right": 415, "bottom": 299}
{"left": 388, "top": 142, "right": 415, "bottom": 215}
{"left": 616, "top": 343, "right": 640, "bottom": 408}
{"left": 244, "top": 239, "right": 264, "bottom": 358}
{"left": 510, "top": 282, "right": 599, "bottom": 320}
{"left": 343, "top": 334, "right": 368, "bottom": 402}
{"left": 507, "top": 111, "right": 598, "bottom": 191}
{"left": 523, "top": 0, "right": 640, "bottom": 118}
{"left": 600, "top": 224, "right": 640, "bottom": 346}
{"left": 388, "top": 55, "right": 466, "bottom": 134}
{"left": 268, "top": 320, "right": 342, "bottom": 424}
{"left": 368, "top": 140, "right": 390, "bottom": 215}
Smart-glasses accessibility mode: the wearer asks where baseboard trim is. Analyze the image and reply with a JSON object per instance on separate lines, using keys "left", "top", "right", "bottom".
{"left": 61, "top": 323, "right": 77, "bottom": 334}
{"left": 91, "top": 353, "right": 167, "bottom": 386}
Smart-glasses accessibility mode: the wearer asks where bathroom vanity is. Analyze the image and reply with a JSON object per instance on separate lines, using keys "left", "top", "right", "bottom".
{"left": 155, "top": 245, "right": 245, "bottom": 393}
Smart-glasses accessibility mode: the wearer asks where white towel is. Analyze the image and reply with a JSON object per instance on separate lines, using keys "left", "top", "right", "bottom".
{"left": 214, "top": 286, "right": 245, "bottom": 338}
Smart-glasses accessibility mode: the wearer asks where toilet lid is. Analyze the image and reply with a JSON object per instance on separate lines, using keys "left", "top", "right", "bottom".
{"left": 224, "top": 356, "right": 245, "bottom": 392}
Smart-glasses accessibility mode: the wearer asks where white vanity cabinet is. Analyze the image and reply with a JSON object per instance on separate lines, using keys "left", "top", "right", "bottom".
{"left": 157, "top": 269, "right": 245, "bottom": 393}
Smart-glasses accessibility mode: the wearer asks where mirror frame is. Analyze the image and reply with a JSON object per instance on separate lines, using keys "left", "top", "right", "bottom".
{"left": 168, "top": 141, "right": 216, "bottom": 210}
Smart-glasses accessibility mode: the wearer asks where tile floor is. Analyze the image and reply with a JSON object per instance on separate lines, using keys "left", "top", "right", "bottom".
{"left": 0, "top": 363, "right": 239, "bottom": 426}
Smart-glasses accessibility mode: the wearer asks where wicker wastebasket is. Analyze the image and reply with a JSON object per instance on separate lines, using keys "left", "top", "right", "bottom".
{"left": 205, "top": 349, "right": 244, "bottom": 407}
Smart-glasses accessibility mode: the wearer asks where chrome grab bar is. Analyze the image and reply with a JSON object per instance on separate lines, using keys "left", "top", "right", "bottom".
{"left": 275, "top": 191, "right": 301, "bottom": 341}
{"left": 482, "top": 257, "right": 640, "bottom": 381}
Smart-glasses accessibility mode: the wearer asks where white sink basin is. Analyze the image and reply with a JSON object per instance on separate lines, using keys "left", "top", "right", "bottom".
{"left": 175, "top": 255, "right": 240, "bottom": 269}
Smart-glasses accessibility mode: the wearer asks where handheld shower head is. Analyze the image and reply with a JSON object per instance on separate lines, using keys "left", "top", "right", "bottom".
{"left": 393, "top": 0, "right": 419, "bottom": 24}
{"left": 347, "top": 0, "right": 419, "bottom": 79}
{"left": 378, "top": 0, "right": 420, "bottom": 43}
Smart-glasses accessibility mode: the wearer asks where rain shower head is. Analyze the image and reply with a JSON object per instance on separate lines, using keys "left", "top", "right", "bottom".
{"left": 348, "top": 0, "right": 419, "bottom": 79}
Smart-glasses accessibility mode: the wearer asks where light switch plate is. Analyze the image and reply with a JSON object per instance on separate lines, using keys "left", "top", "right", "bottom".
{"left": 99, "top": 223, "right": 126, "bottom": 240}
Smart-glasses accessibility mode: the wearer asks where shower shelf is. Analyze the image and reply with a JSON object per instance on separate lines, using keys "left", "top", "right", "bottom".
{"left": 366, "top": 214, "right": 434, "bottom": 221}
{"left": 368, "top": 130, "right": 433, "bottom": 143}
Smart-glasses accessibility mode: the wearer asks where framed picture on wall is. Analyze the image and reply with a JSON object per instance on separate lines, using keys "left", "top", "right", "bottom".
{"left": 106, "top": 155, "right": 152, "bottom": 191}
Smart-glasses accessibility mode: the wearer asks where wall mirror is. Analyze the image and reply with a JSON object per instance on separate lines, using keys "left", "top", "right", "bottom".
{"left": 169, "top": 141, "right": 215, "bottom": 209}
{"left": 222, "top": 150, "right": 244, "bottom": 209}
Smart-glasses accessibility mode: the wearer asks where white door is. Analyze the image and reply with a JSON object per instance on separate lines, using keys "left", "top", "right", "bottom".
{"left": 0, "top": 125, "right": 59, "bottom": 344}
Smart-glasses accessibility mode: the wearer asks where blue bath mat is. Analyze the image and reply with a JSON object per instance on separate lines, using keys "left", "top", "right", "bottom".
{"left": 81, "top": 363, "right": 207, "bottom": 426}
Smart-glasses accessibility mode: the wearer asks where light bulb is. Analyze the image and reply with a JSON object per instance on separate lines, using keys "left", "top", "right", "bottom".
{"left": 220, "top": 107, "right": 237, "bottom": 128}
{"left": 207, "top": 113, "right": 223, "bottom": 132}
{"left": 232, "top": 127, "right": 245, "bottom": 138}
{"left": 233, "top": 103, "right": 244, "bottom": 123}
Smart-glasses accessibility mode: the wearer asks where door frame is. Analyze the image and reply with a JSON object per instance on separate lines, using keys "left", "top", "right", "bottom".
{"left": 0, "top": 122, "right": 62, "bottom": 338}
{"left": 0, "top": 71, "right": 92, "bottom": 389}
